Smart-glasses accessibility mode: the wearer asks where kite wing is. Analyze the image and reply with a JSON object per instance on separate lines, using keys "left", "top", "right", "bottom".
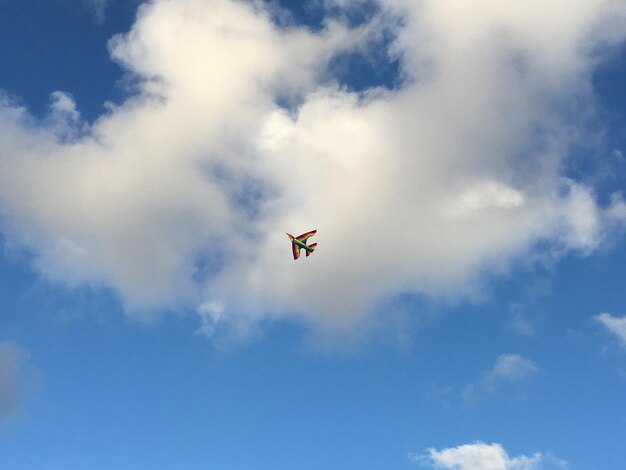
{"left": 296, "top": 230, "right": 317, "bottom": 242}
{"left": 287, "top": 233, "right": 301, "bottom": 260}
{"left": 292, "top": 243, "right": 301, "bottom": 260}
{"left": 305, "top": 243, "right": 317, "bottom": 257}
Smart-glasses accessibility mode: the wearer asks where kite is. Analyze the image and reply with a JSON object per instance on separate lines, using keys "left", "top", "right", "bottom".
{"left": 286, "top": 230, "right": 317, "bottom": 260}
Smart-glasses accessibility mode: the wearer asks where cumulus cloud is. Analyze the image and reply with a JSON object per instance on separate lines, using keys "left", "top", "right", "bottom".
{"left": 0, "top": 0, "right": 626, "bottom": 335}
{"left": 463, "top": 354, "right": 537, "bottom": 401}
{"left": 413, "top": 441, "right": 565, "bottom": 470}
{"left": 0, "top": 341, "right": 28, "bottom": 422}
{"left": 595, "top": 313, "right": 626, "bottom": 346}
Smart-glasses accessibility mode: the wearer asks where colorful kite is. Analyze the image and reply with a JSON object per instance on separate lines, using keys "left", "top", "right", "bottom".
{"left": 286, "top": 230, "right": 317, "bottom": 260}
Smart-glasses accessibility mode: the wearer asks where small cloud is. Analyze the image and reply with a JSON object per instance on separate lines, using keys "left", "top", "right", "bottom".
{"left": 412, "top": 441, "right": 566, "bottom": 470}
{"left": 463, "top": 354, "right": 537, "bottom": 402}
{"left": 0, "top": 341, "right": 29, "bottom": 423}
{"left": 83, "top": 0, "right": 110, "bottom": 25}
{"left": 511, "top": 313, "right": 534, "bottom": 337}
{"left": 49, "top": 91, "right": 80, "bottom": 120}
{"left": 595, "top": 313, "right": 626, "bottom": 346}
{"left": 47, "top": 91, "right": 83, "bottom": 141}
{"left": 606, "top": 193, "right": 626, "bottom": 228}
{"left": 509, "top": 304, "right": 535, "bottom": 337}
{"left": 489, "top": 354, "right": 537, "bottom": 381}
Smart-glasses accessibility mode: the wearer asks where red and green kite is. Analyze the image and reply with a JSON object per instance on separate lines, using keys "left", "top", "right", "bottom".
{"left": 286, "top": 230, "right": 317, "bottom": 260}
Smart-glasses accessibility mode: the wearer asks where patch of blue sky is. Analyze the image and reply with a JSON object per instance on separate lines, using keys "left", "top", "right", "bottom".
{"left": 590, "top": 44, "right": 626, "bottom": 199}
{"left": 0, "top": 0, "right": 139, "bottom": 122}
{"left": 327, "top": 38, "right": 402, "bottom": 92}
{"left": 263, "top": 0, "right": 381, "bottom": 31}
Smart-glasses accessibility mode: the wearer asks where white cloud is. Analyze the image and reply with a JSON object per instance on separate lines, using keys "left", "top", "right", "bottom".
{"left": 414, "top": 441, "right": 565, "bottom": 470}
{"left": 0, "top": 0, "right": 625, "bottom": 336}
{"left": 463, "top": 354, "right": 537, "bottom": 401}
{"left": 595, "top": 313, "right": 626, "bottom": 346}
{"left": 0, "top": 341, "right": 28, "bottom": 422}
{"left": 489, "top": 354, "right": 537, "bottom": 381}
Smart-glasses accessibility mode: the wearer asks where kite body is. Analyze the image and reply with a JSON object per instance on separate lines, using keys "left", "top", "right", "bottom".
{"left": 287, "top": 230, "right": 317, "bottom": 260}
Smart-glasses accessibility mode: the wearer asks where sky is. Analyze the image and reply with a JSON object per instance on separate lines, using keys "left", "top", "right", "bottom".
{"left": 1, "top": 0, "right": 626, "bottom": 468}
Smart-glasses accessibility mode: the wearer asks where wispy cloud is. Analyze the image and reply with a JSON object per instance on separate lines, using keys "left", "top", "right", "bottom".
{"left": 463, "top": 354, "right": 538, "bottom": 402}
{"left": 509, "top": 304, "right": 535, "bottom": 337}
{"left": 0, "top": 0, "right": 625, "bottom": 338}
{"left": 595, "top": 313, "right": 626, "bottom": 346}
{"left": 83, "top": 0, "right": 110, "bottom": 25}
{"left": 511, "top": 313, "right": 535, "bottom": 337}
{"left": 411, "top": 441, "right": 565, "bottom": 470}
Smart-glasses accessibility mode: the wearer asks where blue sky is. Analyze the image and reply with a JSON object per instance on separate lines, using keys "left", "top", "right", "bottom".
{"left": 1, "top": 1, "right": 626, "bottom": 469}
